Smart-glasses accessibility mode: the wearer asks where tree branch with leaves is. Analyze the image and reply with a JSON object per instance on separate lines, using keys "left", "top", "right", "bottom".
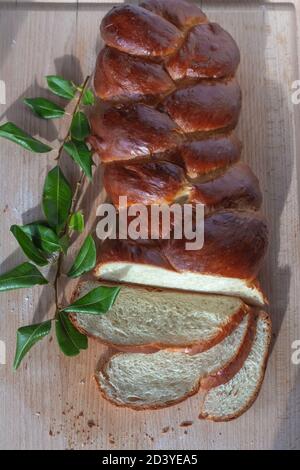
{"left": 0, "top": 75, "right": 120, "bottom": 369}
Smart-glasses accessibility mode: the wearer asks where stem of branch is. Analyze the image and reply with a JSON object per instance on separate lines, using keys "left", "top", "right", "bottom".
{"left": 55, "top": 75, "right": 91, "bottom": 162}
{"left": 53, "top": 75, "right": 91, "bottom": 315}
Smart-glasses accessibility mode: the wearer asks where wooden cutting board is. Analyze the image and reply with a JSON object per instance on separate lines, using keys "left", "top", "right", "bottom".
{"left": 0, "top": 0, "right": 299, "bottom": 450}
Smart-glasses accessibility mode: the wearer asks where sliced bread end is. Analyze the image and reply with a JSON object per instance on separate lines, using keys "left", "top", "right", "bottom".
{"left": 199, "top": 311, "right": 271, "bottom": 421}
{"left": 96, "top": 262, "right": 267, "bottom": 307}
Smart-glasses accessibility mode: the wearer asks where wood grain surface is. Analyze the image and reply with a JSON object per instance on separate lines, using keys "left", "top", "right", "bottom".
{"left": 0, "top": 0, "right": 299, "bottom": 450}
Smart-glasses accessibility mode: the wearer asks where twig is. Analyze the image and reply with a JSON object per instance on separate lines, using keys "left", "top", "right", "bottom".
{"left": 53, "top": 76, "right": 91, "bottom": 314}
{"left": 55, "top": 75, "right": 91, "bottom": 162}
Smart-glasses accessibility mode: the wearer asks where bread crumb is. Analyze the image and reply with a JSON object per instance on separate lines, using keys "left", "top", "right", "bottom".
{"left": 180, "top": 421, "right": 193, "bottom": 427}
{"left": 162, "top": 426, "right": 170, "bottom": 433}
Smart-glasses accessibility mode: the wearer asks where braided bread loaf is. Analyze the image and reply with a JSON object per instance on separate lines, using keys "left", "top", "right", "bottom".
{"left": 89, "top": 0, "right": 269, "bottom": 306}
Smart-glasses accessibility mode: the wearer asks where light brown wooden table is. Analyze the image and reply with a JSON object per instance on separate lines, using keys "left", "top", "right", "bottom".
{"left": 0, "top": 0, "right": 299, "bottom": 450}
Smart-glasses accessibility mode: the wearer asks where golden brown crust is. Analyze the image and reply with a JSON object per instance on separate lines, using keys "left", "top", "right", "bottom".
{"left": 94, "top": 47, "right": 175, "bottom": 103}
{"left": 97, "top": 210, "right": 268, "bottom": 283}
{"left": 90, "top": 104, "right": 183, "bottom": 163}
{"left": 102, "top": 160, "right": 261, "bottom": 212}
{"left": 162, "top": 78, "right": 242, "bottom": 133}
{"left": 101, "top": 4, "right": 183, "bottom": 57}
{"left": 94, "top": 310, "right": 257, "bottom": 411}
{"left": 199, "top": 311, "right": 272, "bottom": 421}
{"left": 98, "top": 238, "right": 172, "bottom": 270}
{"left": 178, "top": 133, "right": 242, "bottom": 177}
{"left": 163, "top": 210, "right": 268, "bottom": 280}
{"left": 189, "top": 162, "right": 262, "bottom": 211}
{"left": 140, "top": 0, "right": 207, "bottom": 30}
{"left": 103, "top": 160, "right": 186, "bottom": 207}
{"left": 95, "top": 131, "right": 242, "bottom": 178}
{"left": 166, "top": 23, "right": 240, "bottom": 80}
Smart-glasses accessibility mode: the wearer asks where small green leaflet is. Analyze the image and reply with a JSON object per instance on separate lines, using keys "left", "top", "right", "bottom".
{"left": 82, "top": 89, "right": 95, "bottom": 106}
{"left": 55, "top": 312, "right": 87, "bottom": 357}
{"left": 67, "top": 235, "right": 96, "bottom": 278}
{"left": 13, "top": 320, "right": 52, "bottom": 369}
{"left": 20, "top": 223, "right": 62, "bottom": 254}
{"left": 24, "top": 97, "right": 65, "bottom": 119}
{"left": 0, "top": 262, "right": 48, "bottom": 292}
{"left": 62, "top": 285, "right": 121, "bottom": 315}
{"left": 10, "top": 225, "right": 49, "bottom": 266}
{"left": 42, "top": 166, "right": 72, "bottom": 234}
{"left": 63, "top": 140, "right": 93, "bottom": 180}
{"left": 70, "top": 112, "right": 90, "bottom": 141}
{"left": 0, "top": 122, "right": 52, "bottom": 153}
{"left": 46, "top": 75, "right": 76, "bottom": 100}
{"left": 69, "top": 212, "right": 84, "bottom": 233}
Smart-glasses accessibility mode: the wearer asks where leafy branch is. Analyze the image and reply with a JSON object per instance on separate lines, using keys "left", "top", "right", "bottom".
{"left": 0, "top": 74, "right": 120, "bottom": 369}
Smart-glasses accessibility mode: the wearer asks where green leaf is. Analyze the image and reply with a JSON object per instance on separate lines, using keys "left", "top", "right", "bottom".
{"left": 0, "top": 262, "right": 48, "bottom": 292}
{"left": 70, "top": 112, "right": 90, "bottom": 141}
{"left": 13, "top": 320, "right": 52, "bottom": 369}
{"left": 42, "top": 166, "right": 72, "bottom": 234}
{"left": 63, "top": 140, "right": 93, "bottom": 180}
{"left": 59, "top": 234, "right": 70, "bottom": 255}
{"left": 46, "top": 75, "right": 76, "bottom": 100}
{"left": 67, "top": 235, "right": 96, "bottom": 278}
{"left": 10, "top": 225, "right": 49, "bottom": 266}
{"left": 20, "top": 223, "right": 61, "bottom": 254}
{"left": 0, "top": 122, "right": 52, "bottom": 153}
{"left": 69, "top": 212, "right": 84, "bottom": 233}
{"left": 24, "top": 97, "right": 65, "bottom": 119}
{"left": 82, "top": 89, "right": 95, "bottom": 106}
{"left": 55, "top": 311, "right": 87, "bottom": 357}
{"left": 62, "top": 285, "right": 121, "bottom": 315}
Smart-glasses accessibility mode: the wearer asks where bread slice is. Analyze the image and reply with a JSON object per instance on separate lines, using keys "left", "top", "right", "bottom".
{"left": 71, "top": 281, "right": 249, "bottom": 353}
{"left": 95, "top": 312, "right": 256, "bottom": 409}
{"left": 199, "top": 311, "right": 271, "bottom": 421}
